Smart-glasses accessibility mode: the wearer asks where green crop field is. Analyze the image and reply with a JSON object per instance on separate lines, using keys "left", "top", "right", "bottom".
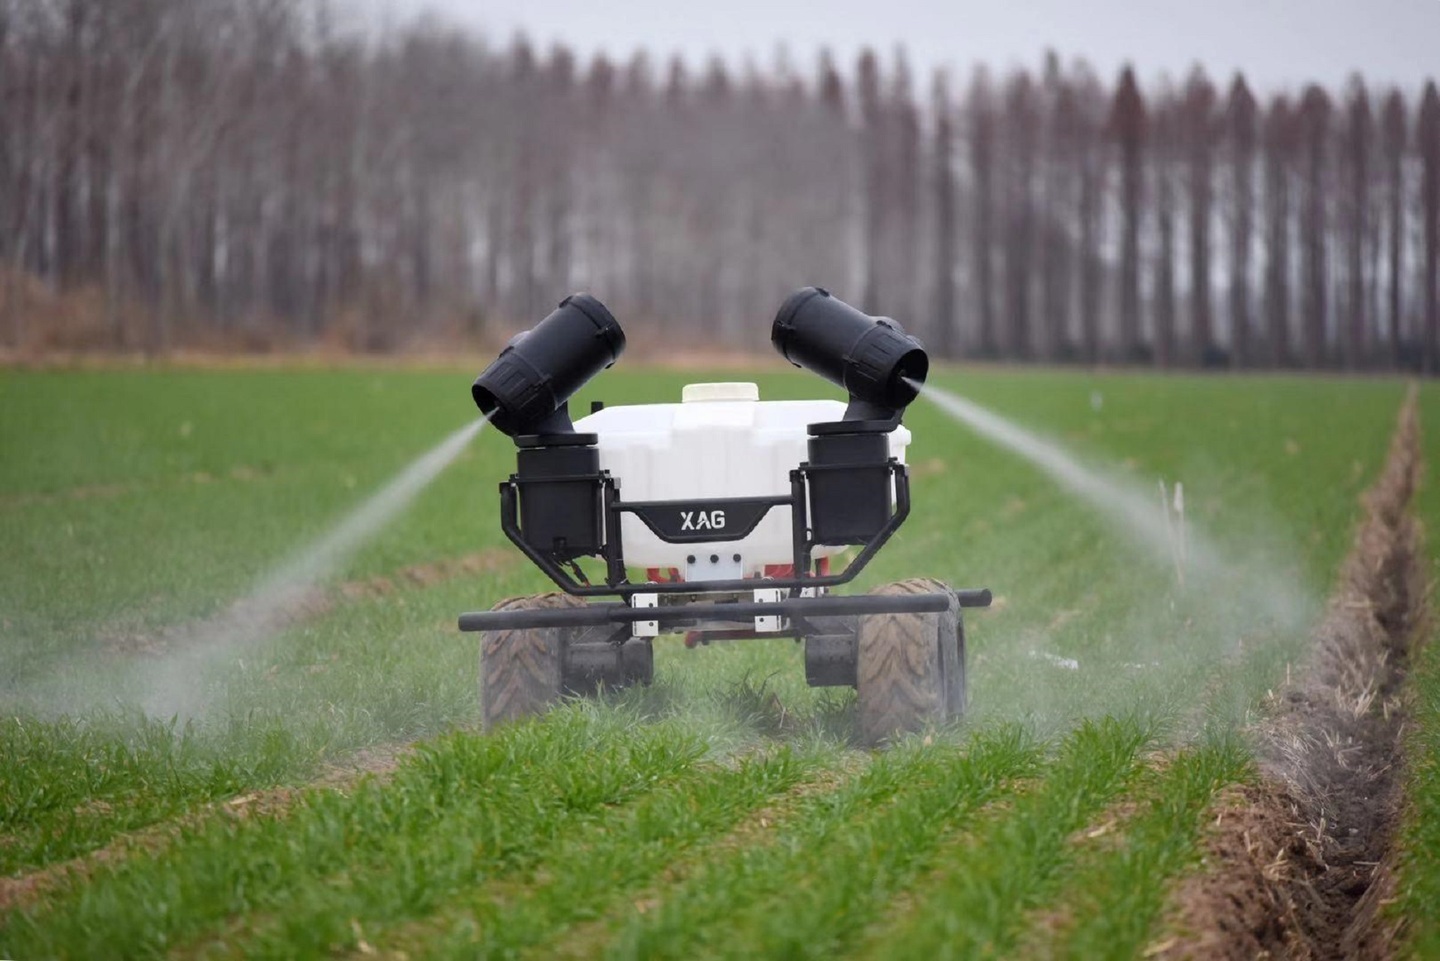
{"left": 1396, "top": 388, "right": 1440, "bottom": 957}
{"left": 1, "top": 364, "right": 1428, "bottom": 959}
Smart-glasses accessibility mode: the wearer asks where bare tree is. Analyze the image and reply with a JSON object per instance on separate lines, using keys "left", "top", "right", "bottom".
{"left": 931, "top": 71, "right": 957, "bottom": 356}
{"left": 1183, "top": 68, "right": 1217, "bottom": 365}
{"left": 813, "top": 49, "right": 854, "bottom": 301}
{"left": 1, "top": 6, "right": 1435, "bottom": 371}
{"left": 1422, "top": 82, "right": 1440, "bottom": 372}
{"left": 890, "top": 52, "right": 920, "bottom": 326}
{"left": 1002, "top": 69, "right": 1039, "bottom": 359}
{"left": 967, "top": 67, "right": 998, "bottom": 356}
{"left": 1152, "top": 88, "right": 1179, "bottom": 367}
{"left": 1263, "top": 95, "right": 1296, "bottom": 366}
{"left": 1072, "top": 61, "right": 1107, "bottom": 365}
{"left": 1381, "top": 90, "right": 1408, "bottom": 366}
{"left": 1340, "top": 77, "right": 1373, "bottom": 368}
{"left": 1039, "top": 52, "right": 1072, "bottom": 361}
{"left": 544, "top": 45, "right": 577, "bottom": 301}
{"left": 507, "top": 36, "right": 540, "bottom": 324}
{"left": 1110, "top": 65, "right": 1146, "bottom": 361}
{"left": 1299, "top": 85, "right": 1332, "bottom": 367}
{"left": 1226, "top": 73, "right": 1258, "bottom": 367}
{"left": 857, "top": 48, "right": 883, "bottom": 314}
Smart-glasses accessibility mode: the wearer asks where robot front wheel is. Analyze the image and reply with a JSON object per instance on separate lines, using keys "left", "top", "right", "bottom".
{"left": 854, "top": 578, "right": 967, "bottom": 745}
{"left": 478, "top": 592, "right": 653, "bottom": 731}
{"left": 478, "top": 578, "right": 967, "bottom": 740}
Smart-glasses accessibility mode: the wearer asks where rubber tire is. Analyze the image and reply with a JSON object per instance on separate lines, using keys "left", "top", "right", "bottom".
{"left": 479, "top": 592, "right": 586, "bottom": 731}
{"left": 856, "top": 578, "right": 965, "bottom": 744}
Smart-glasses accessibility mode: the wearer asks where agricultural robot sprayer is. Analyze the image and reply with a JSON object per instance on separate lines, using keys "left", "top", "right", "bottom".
{"left": 458, "top": 287, "right": 992, "bottom": 742}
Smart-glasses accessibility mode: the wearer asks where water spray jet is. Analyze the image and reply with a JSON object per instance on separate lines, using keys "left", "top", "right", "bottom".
{"left": 905, "top": 377, "right": 1193, "bottom": 571}
{"left": 905, "top": 376, "right": 1318, "bottom": 731}
{"left": 137, "top": 414, "right": 491, "bottom": 720}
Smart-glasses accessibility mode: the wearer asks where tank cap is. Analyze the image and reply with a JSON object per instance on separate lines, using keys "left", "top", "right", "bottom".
{"left": 681, "top": 382, "right": 760, "bottom": 403}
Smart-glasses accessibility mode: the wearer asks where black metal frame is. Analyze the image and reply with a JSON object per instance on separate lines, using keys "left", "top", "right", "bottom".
{"left": 460, "top": 453, "right": 993, "bottom": 636}
{"left": 460, "top": 588, "right": 992, "bottom": 633}
{"left": 499, "top": 458, "right": 912, "bottom": 599}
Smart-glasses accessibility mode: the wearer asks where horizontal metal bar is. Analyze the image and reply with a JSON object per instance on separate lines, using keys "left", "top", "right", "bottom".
{"left": 459, "top": 588, "right": 991, "bottom": 633}
{"left": 954, "top": 588, "right": 993, "bottom": 608}
{"left": 616, "top": 494, "right": 791, "bottom": 511}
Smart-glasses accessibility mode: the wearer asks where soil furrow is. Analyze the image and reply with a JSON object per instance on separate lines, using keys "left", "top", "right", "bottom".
{"left": 0, "top": 740, "right": 411, "bottom": 915}
{"left": 1155, "top": 386, "right": 1424, "bottom": 961}
{"left": 534, "top": 759, "right": 864, "bottom": 960}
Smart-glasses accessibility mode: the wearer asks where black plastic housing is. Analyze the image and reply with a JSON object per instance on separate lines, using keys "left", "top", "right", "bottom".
{"left": 472, "top": 294, "right": 625, "bottom": 437}
{"left": 514, "top": 435, "right": 604, "bottom": 561}
{"left": 771, "top": 287, "right": 928, "bottom": 421}
{"left": 806, "top": 430, "right": 892, "bottom": 544}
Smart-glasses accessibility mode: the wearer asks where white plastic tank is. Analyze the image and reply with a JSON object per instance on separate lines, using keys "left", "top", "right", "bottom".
{"left": 573, "top": 382, "right": 911, "bottom": 579}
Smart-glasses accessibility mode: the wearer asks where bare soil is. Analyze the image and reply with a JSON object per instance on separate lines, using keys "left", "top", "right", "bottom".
{"left": 1157, "top": 388, "right": 1423, "bottom": 960}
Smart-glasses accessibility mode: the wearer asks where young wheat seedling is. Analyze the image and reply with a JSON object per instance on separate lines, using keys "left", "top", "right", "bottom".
{"left": 1159, "top": 479, "right": 1188, "bottom": 587}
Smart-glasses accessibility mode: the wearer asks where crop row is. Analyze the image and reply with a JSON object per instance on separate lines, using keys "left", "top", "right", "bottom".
{"left": 0, "top": 367, "right": 1412, "bottom": 957}
{"left": 5, "top": 713, "right": 1260, "bottom": 959}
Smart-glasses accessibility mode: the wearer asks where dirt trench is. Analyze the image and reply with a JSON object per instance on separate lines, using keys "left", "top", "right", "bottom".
{"left": 1157, "top": 389, "right": 1424, "bottom": 960}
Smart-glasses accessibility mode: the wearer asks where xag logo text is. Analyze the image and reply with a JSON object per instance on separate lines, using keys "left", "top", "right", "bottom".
{"left": 680, "top": 510, "right": 726, "bottom": 531}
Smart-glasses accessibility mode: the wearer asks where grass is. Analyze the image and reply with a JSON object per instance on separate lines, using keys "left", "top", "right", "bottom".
{"left": 1020, "top": 738, "right": 1251, "bottom": 959}
{"left": 4, "top": 714, "right": 709, "bottom": 957}
{"left": 0, "top": 712, "right": 299, "bottom": 874}
{"left": 854, "top": 716, "right": 1153, "bottom": 960}
{"left": 0, "top": 363, "right": 1408, "bottom": 957}
{"left": 380, "top": 746, "right": 826, "bottom": 959}
{"left": 1391, "top": 384, "right": 1440, "bottom": 957}
{"left": 1398, "top": 622, "right": 1440, "bottom": 957}
{"left": 601, "top": 723, "right": 1042, "bottom": 960}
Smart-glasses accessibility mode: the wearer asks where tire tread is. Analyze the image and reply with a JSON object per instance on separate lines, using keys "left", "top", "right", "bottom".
{"left": 856, "top": 577, "right": 961, "bottom": 743}
{"left": 479, "top": 592, "right": 585, "bottom": 730}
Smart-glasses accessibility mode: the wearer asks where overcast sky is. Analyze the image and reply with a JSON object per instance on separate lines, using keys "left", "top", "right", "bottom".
{"left": 350, "top": 0, "right": 1439, "bottom": 94}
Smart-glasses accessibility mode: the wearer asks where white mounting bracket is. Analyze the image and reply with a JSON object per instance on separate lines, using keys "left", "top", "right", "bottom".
{"left": 753, "top": 588, "right": 785, "bottom": 633}
{"left": 631, "top": 592, "right": 659, "bottom": 637}
{"left": 685, "top": 552, "right": 744, "bottom": 582}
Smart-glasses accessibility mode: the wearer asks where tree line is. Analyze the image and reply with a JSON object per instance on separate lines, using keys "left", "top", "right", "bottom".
{"left": 3, "top": 0, "right": 1438, "bottom": 370}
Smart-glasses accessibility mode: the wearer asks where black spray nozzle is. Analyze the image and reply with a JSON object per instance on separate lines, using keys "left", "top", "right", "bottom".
{"left": 472, "top": 294, "right": 625, "bottom": 438}
{"left": 771, "top": 287, "right": 928, "bottom": 424}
